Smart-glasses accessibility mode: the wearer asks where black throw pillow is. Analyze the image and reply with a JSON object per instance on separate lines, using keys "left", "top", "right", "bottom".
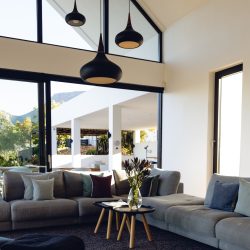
{"left": 140, "top": 175, "right": 160, "bottom": 197}
{"left": 90, "top": 175, "right": 112, "bottom": 198}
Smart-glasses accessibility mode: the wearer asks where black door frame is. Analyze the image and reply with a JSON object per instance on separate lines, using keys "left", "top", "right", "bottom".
{"left": 213, "top": 64, "right": 243, "bottom": 173}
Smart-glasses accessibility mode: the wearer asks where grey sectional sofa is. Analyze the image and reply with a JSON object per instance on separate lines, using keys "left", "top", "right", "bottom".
{"left": 142, "top": 174, "right": 250, "bottom": 250}
{"left": 0, "top": 169, "right": 182, "bottom": 231}
{"left": 0, "top": 169, "right": 249, "bottom": 250}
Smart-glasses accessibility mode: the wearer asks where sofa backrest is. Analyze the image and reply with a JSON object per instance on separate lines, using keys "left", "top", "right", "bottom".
{"left": 150, "top": 168, "right": 181, "bottom": 196}
{"left": 3, "top": 171, "right": 65, "bottom": 201}
{"left": 204, "top": 174, "right": 250, "bottom": 206}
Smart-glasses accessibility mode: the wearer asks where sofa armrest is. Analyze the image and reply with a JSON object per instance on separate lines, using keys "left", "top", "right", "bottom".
{"left": 177, "top": 183, "right": 184, "bottom": 193}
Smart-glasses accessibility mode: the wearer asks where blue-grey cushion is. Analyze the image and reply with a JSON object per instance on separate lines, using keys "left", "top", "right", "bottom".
{"left": 209, "top": 181, "right": 239, "bottom": 211}
{"left": 235, "top": 179, "right": 250, "bottom": 216}
{"left": 32, "top": 178, "right": 55, "bottom": 201}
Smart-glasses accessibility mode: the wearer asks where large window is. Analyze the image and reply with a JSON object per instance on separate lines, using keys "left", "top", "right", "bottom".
{"left": 0, "top": 0, "right": 161, "bottom": 62}
{"left": 213, "top": 65, "right": 243, "bottom": 176}
{"left": 0, "top": 80, "right": 39, "bottom": 167}
{"left": 0, "top": 0, "right": 37, "bottom": 41}
{"left": 42, "top": 0, "right": 97, "bottom": 50}
{"left": 109, "top": 0, "right": 160, "bottom": 61}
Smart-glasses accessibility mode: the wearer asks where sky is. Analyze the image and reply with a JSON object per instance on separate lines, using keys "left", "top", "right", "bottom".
{"left": 0, "top": 81, "right": 93, "bottom": 116}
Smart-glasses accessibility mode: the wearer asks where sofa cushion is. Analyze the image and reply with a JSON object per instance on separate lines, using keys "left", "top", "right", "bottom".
{"left": 73, "top": 197, "right": 118, "bottom": 216}
{"left": 22, "top": 174, "right": 49, "bottom": 200}
{"left": 209, "top": 181, "right": 239, "bottom": 212}
{"left": 90, "top": 175, "right": 112, "bottom": 198}
{"left": 82, "top": 173, "right": 103, "bottom": 197}
{"left": 216, "top": 217, "right": 250, "bottom": 250}
{"left": 0, "top": 200, "right": 11, "bottom": 222}
{"left": 150, "top": 168, "right": 180, "bottom": 196}
{"left": 113, "top": 170, "right": 130, "bottom": 195}
{"left": 142, "top": 194, "right": 204, "bottom": 221}
{"left": 166, "top": 205, "right": 242, "bottom": 238}
{"left": 3, "top": 171, "right": 65, "bottom": 201}
{"left": 204, "top": 174, "right": 250, "bottom": 206}
{"left": 10, "top": 199, "right": 78, "bottom": 222}
{"left": 63, "top": 172, "right": 83, "bottom": 197}
{"left": 235, "top": 179, "right": 250, "bottom": 216}
{"left": 32, "top": 179, "right": 55, "bottom": 201}
{"left": 47, "top": 171, "right": 66, "bottom": 198}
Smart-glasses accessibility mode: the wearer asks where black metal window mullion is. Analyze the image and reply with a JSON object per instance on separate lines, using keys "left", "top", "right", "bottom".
{"left": 45, "top": 81, "right": 52, "bottom": 172}
{"left": 38, "top": 82, "right": 45, "bottom": 166}
{"left": 36, "top": 0, "right": 43, "bottom": 43}
{"left": 103, "top": 0, "right": 109, "bottom": 53}
{"left": 157, "top": 93, "right": 163, "bottom": 169}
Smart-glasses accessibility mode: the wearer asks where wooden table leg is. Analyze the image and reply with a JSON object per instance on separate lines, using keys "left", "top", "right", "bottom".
{"left": 129, "top": 215, "right": 136, "bottom": 249}
{"left": 142, "top": 214, "right": 153, "bottom": 241}
{"left": 115, "top": 212, "right": 120, "bottom": 231}
{"left": 117, "top": 214, "right": 127, "bottom": 241}
{"left": 126, "top": 216, "right": 131, "bottom": 233}
{"left": 94, "top": 208, "right": 105, "bottom": 234}
{"left": 106, "top": 210, "right": 113, "bottom": 239}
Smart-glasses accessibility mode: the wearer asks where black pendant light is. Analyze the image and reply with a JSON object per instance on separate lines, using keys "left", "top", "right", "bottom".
{"left": 65, "top": 0, "right": 86, "bottom": 27}
{"left": 115, "top": 0, "right": 143, "bottom": 49}
{"left": 80, "top": 0, "right": 122, "bottom": 84}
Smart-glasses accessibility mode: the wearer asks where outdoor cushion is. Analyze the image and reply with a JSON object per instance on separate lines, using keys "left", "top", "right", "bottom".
{"left": 10, "top": 199, "right": 78, "bottom": 222}
{"left": 166, "top": 205, "right": 242, "bottom": 237}
{"left": 150, "top": 168, "right": 180, "bottom": 196}
{"left": 0, "top": 234, "right": 85, "bottom": 250}
{"left": 204, "top": 174, "right": 250, "bottom": 206}
{"left": 73, "top": 197, "right": 118, "bottom": 216}
{"left": 216, "top": 217, "right": 250, "bottom": 250}
{"left": 142, "top": 194, "right": 204, "bottom": 221}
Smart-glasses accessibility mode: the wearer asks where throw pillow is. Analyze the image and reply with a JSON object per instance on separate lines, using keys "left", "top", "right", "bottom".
{"left": 235, "top": 179, "right": 250, "bottom": 216}
{"left": 32, "top": 178, "right": 55, "bottom": 201}
{"left": 209, "top": 180, "right": 239, "bottom": 211}
{"left": 140, "top": 175, "right": 160, "bottom": 197}
{"left": 21, "top": 174, "right": 49, "bottom": 200}
{"left": 150, "top": 168, "right": 180, "bottom": 196}
{"left": 113, "top": 170, "right": 130, "bottom": 195}
{"left": 90, "top": 175, "right": 112, "bottom": 198}
{"left": 82, "top": 173, "right": 104, "bottom": 197}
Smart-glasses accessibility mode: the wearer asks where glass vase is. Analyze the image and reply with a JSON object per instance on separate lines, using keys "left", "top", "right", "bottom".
{"left": 127, "top": 187, "right": 142, "bottom": 210}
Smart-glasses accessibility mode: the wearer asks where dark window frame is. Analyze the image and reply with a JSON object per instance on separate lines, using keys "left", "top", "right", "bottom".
{"left": 213, "top": 64, "right": 243, "bottom": 174}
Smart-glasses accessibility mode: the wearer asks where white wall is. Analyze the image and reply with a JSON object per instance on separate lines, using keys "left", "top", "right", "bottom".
{"left": 162, "top": 0, "right": 250, "bottom": 197}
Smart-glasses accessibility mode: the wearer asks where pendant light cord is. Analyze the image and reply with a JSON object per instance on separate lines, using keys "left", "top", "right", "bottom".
{"left": 129, "top": 0, "right": 131, "bottom": 14}
{"left": 100, "top": 0, "right": 102, "bottom": 34}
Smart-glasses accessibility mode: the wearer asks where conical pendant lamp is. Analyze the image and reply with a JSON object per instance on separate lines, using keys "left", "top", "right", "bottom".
{"left": 65, "top": 0, "right": 86, "bottom": 27}
{"left": 80, "top": 0, "right": 122, "bottom": 84}
{"left": 115, "top": 0, "right": 143, "bottom": 49}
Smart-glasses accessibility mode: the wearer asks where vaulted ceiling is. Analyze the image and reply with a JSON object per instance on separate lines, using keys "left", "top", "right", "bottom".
{"left": 138, "top": 0, "right": 210, "bottom": 30}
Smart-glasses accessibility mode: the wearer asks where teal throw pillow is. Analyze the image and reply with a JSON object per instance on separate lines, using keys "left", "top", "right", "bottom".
{"left": 82, "top": 173, "right": 103, "bottom": 197}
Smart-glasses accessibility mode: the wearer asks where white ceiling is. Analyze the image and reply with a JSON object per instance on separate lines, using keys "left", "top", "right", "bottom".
{"left": 58, "top": 93, "right": 158, "bottom": 130}
{"left": 138, "top": 0, "right": 210, "bottom": 30}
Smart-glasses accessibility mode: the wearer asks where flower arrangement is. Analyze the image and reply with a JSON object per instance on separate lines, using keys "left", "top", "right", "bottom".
{"left": 122, "top": 157, "right": 151, "bottom": 209}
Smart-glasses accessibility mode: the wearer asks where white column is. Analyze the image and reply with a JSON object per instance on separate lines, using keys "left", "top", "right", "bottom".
{"left": 51, "top": 127, "right": 57, "bottom": 155}
{"left": 109, "top": 105, "right": 121, "bottom": 170}
{"left": 71, "top": 119, "right": 81, "bottom": 168}
{"left": 134, "top": 129, "right": 141, "bottom": 144}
